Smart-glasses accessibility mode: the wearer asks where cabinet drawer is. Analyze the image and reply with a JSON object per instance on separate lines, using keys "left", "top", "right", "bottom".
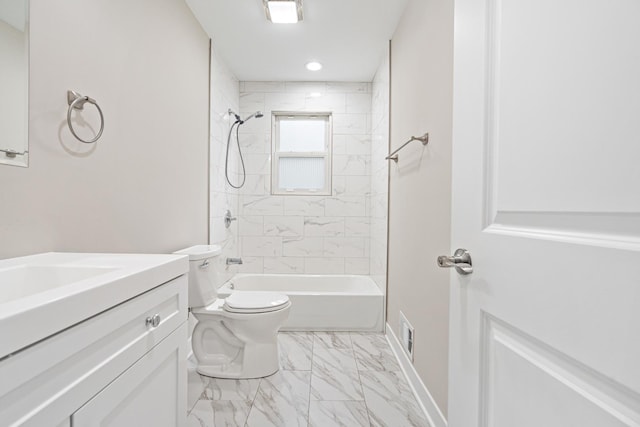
{"left": 0, "top": 275, "right": 187, "bottom": 427}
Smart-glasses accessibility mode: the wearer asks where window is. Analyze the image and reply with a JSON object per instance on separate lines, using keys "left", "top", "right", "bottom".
{"left": 271, "top": 112, "right": 332, "bottom": 195}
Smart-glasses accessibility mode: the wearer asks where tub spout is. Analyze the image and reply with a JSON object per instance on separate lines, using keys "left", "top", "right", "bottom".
{"left": 226, "top": 257, "right": 243, "bottom": 265}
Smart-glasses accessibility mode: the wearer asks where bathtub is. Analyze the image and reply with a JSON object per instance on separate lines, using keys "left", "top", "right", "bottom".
{"left": 217, "top": 274, "right": 384, "bottom": 332}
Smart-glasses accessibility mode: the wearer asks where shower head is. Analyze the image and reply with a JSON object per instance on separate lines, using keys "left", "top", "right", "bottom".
{"left": 242, "top": 111, "right": 264, "bottom": 123}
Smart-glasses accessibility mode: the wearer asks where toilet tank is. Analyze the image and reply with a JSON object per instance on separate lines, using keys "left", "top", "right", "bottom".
{"left": 174, "top": 245, "right": 223, "bottom": 308}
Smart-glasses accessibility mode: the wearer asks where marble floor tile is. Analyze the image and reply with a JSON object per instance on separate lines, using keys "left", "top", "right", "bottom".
{"left": 188, "top": 398, "right": 254, "bottom": 427}
{"left": 351, "top": 333, "right": 400, "bottom": 371}
{"left": 187, "top": 399, "right": 213, "bottom": 427}
{"left": 187, "top": 332, "right": 431, "bottom": 427}
{"left": 313, "top": 346, "right": 358, "bottom": 371}
{"left": 278, "top": 332, "right": 314, "bottom": 370}
{"left": 211, "top": 400, "right": 253, "bottom": 427}
{"left": 360, "top": 370, "right": 430, "bottom": 427}
{"left": 310, "top": 369, "right": 364, "bottom": 401}
{"left": 314, "top": 332, "right": 353, "bottom": 350}
{"left": 311, "top": 346, "right": 363, "bottom": 400}
{"left": 245, "top": 370, "right": 311, "bottom": 427}
{"left": 187, "top": 365, "right": 208, "bottom": 413}
{"left": 309, "top": 401, "right": 370, "bottom": 427}
{"left": 202, "top": 377, "right": 260, "bottom": 401}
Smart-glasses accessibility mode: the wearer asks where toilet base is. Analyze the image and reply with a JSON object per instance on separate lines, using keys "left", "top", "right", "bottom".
{"left": 191, "top": 301, "right": 291, "bottom": 379}
{"left": 196, "top": 341, "right": 280, "bottom": 379}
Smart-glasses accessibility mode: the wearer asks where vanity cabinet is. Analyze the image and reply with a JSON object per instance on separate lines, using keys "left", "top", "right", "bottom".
{"left": 71, "top": 325, "right": 184, "bottom": 426}
{"left": 0, "top": 274, "right": 188, "bottom": 427}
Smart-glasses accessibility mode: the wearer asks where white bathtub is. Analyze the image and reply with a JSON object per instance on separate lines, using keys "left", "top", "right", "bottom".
{"left": 217, "top": 274, "right": 384, "bottom": 332}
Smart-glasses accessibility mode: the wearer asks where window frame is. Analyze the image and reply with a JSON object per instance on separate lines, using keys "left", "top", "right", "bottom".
{"left": 271, "top": 111, "right": 333, "bottom": 196}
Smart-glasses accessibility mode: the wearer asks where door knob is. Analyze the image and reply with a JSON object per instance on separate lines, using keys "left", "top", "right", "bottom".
{"left": 437, "top": 248, "right": 473, "bottom": 275}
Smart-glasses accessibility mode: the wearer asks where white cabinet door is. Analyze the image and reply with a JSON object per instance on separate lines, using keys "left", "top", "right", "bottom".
{"left": 449, "top": 0, "right": 640, "bottom": 425}
{"left": 72, "top": 323, "right": 187, "bottom": 427}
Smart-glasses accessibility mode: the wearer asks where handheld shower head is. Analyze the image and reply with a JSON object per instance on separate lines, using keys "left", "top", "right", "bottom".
{"left": 224, "top": 110, "right": 264, "bottom": 190}
{"left": 242, "top": 111, "right": 264, "bottom": 123}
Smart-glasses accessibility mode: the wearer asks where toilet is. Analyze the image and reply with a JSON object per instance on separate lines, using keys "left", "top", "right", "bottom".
{"left": 175, "top": 245, "right": 291, "bottom": 379}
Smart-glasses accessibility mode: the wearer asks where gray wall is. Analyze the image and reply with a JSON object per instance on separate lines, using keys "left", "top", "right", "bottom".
{"left": 387, "top": 0, "right": 454, "bottom": 417}
{"left": 0, "top": 0, "right": 210, "bottom": 259}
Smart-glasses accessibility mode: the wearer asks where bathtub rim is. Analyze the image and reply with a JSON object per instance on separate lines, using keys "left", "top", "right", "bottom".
{"left": 218, "top": 273, "right": 384, "bottom": 297}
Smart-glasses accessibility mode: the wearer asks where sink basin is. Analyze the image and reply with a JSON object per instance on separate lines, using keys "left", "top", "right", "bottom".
{"left": 0, "top": 265, "right": 118, "bottom": 304}
{"left": 0, "top": 252, "right": 188, "bottom": 359}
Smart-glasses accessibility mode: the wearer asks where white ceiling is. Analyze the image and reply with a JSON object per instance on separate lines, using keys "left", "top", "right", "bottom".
{"left": 186, "top": 0, "right": 408, "bottom": 82}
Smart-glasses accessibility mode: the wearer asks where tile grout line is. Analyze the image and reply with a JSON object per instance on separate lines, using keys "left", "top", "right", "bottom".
{"left": 307, "top": 331, "right": 316, "bottom": 427}
{"left": 186, "top": 353, "right": 207, "bottom": 416}
{"left": 187, "top": 370, "right": 212, "bottom": 417}
{"left": 186, "top": 378, "right": 204, "bottom": 416}
{"left": 350, "top": 332, "right": 374, "bottom": 427}
{"left": 243, "top": 377, "right": 262, "bottom": 427}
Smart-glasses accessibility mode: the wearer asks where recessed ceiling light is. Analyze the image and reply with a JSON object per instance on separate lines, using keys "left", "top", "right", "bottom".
{"left": 263, "top": 0, "right": 303, "bottom": 24}
{"left": 306, "top": 61, "right": 322, "bottom": 71}
{"left": 309, "top": 92, "right": 322, "bottom": 98}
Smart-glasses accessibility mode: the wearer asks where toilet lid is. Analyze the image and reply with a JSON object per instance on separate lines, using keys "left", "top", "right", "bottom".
{"left": 223, "top": 291, "right": 290, "bottom": 314}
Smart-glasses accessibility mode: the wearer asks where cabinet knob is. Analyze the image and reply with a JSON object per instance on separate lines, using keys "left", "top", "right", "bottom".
{"left": 145, "top": 314, "right": 161, "bottom": 328}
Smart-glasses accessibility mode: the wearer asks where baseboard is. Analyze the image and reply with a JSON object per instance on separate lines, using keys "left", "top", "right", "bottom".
{"left": 386, "top": 323, "right": 448, "bottom": 427}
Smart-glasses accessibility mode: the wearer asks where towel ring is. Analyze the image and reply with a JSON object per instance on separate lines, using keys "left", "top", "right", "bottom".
{"left": 67, "top": 90, "right": 104, "bottom": 144}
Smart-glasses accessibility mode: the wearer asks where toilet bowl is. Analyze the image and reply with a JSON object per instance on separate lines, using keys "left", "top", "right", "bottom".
{"left": 175, "top": 245, "right": 290, "bottom": 379}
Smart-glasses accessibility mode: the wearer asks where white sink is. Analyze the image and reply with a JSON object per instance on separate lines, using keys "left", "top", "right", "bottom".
{"left": 0, "top": 265, "right": 118, "bottom": 304}
{"left": 0, "top": 252, "right": 188, "bottom": 359}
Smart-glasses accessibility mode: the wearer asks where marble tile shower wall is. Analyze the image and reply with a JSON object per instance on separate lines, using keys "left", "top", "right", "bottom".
{"left": 209, "top": 47, "right": 242, "bottom": 281}
{"left": 236, "top": 82, "right": 373, "bottom": 275}
{"left": 370, "top": 50, "right": 390, "bottom": 294}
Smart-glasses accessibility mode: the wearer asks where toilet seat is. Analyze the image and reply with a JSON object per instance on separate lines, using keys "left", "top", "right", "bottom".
{"left": 223, "top": 291, "right": 290, "bottom": 314}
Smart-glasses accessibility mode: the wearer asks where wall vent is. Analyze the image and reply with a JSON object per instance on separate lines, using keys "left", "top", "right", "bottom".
{"left": 399, "top": 311, "right": 414, "bottom": 361}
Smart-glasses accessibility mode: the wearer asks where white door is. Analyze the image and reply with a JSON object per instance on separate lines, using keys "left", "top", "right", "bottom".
{"left": 448, "top": 0, "right": 640, "bottom": 426}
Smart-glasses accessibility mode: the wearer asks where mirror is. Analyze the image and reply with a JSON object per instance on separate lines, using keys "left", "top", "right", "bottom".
{"left": 0, "top": 0, "right": 28, "bottom": 167}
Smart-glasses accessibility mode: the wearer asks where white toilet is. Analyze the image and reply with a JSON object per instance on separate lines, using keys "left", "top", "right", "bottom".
{"left": 175, "top": 245, "right": 291, "bottom": 379}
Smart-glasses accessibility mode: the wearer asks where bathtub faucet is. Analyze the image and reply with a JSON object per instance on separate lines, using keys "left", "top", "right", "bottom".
{"left": 226, "top": 257, "right": 243, "bottom": 265}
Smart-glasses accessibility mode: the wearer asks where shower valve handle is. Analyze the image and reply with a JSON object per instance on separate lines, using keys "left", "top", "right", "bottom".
{"left": 224, "top": 210, "right": 237, "bottom": 228}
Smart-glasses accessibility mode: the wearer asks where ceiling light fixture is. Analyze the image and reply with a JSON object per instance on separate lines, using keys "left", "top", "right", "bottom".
{"left": 263, "top": 0, "right": 303, "bottom": 24}
{"left": 305, "top": 61, "right": 323, "bottom": 71}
